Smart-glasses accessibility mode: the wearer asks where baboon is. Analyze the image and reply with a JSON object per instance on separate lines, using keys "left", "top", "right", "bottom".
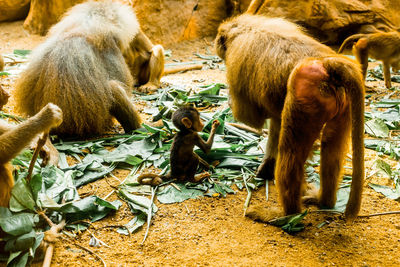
{"left": 123, "top": 28, "right": 164, "bottom": 92}
{"left": 0, "top": 54, "right": 4, "bottom": 71}
{"left": 0, "top": 103, "right": 62, "bottom": 208}
{"left": 14, "top": 1, "right": 166, "bottom": 137}
{"left": 138, "top": 106, "right": 220, "bottom": 186}
{"left": 338, "top": 31, "right": 400, "bottom": 88}
{"left": 0, "top": 85, "right": 10, "bottom": 110}
{"left": 215, "top": 14, "right": 365, "bottom": 219}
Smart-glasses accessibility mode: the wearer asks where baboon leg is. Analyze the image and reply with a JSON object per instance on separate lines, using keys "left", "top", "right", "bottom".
{"left": 256, "top": 118, "right": 280, "bottom": 180}
{"left": 276, "top": 60, "right": 335, "bottom": 215}
{"left": 318, "top": 109, "right": 351, "bottom": 208}
{"left": 353, "top": 38, "right": 369, "bottom": 80}
{"left": 139, "top": 45, "right": 165, "bottom": 92}
{"left": 275, "top": 104, "right": 324, "bottom": 214}
{"left": 109, "top": 81, "right": 142, "bottom": 133}
{"left": 383, "top": 61, "right": 392, "bottom": 88}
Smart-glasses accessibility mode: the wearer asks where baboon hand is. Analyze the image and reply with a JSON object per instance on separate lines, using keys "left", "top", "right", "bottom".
{"left": 211, "top": 119, "right": 220, "bottom": 130}
{"left": 38, "top": 103, "right": 63, "bottom": 129}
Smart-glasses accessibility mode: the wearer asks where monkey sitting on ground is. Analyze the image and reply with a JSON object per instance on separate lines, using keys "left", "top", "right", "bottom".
{"left": 0, "top": 103, "right": 62, "bottom": 208}
{"left": 14, "top": 1, "right": 161, "bottom": 138}
{"left": 215, "top": 14, "right": 365, "bottom": 219}
{"left": 338, "top": 31, "right": 400, "bottom": 88}
{"left": 138, "top": 106, "right": 220, "bottom": 186}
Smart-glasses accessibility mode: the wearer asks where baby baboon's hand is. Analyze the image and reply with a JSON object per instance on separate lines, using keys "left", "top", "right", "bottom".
{"left": 211, "top": 119, "right": 220, "bottom": 130}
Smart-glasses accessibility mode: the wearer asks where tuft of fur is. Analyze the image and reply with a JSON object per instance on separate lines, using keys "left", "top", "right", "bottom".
{"left": 14, "top": 1, "right": 141, "bottom": 137}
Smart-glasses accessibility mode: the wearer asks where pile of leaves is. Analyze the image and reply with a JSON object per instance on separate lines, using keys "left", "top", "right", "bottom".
{"left": 0, "top": 83, "right": 266, "bottom": 265}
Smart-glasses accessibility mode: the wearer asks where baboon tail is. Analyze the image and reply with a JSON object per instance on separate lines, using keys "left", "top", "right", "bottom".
{"left": 246, "top": 0, "right": 264, "bottom": 14}
{"left": 338, "top": 34, "right": 368, "bottom": 53}
{"left": 323, "top": 56, "right": 365, "bottom": 219}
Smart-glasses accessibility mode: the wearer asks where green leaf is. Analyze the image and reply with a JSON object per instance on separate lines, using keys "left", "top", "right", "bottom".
{"left": 375, "top": 159, "right": 392, "bottom": 177}
{"left": 9, "top": 178, "right": 35, "bottom": 212}
{"left": 4, "top": 230, "right": 36, "bottom": 252}
{"left": 157, "top": 184, "right": 204, "bottom": 204}
{"left": 365, "top": 118, "right": 389, "bottom": 138}
{"left": 7, "top": 251, "right": 29, "bottom": 267}
{"left": 369, "top": 183, "right": 400, "bottom": 200}
{"left": 13, "top": 49, "right": 31, "bottom": 56}
{"left": 117, "top": 213, "right": 147, "bottom": 235}
{"left": 118, "top": 189, "right": 158, "bottom": 215}
{"left": 60, "top": 196, "right": 121, "bottom": 222}
{"left": 269, "top": 210, "right": 308, "bottom": 234}
{"left": 0, "top": 213, "right": 38, "bottom": 236}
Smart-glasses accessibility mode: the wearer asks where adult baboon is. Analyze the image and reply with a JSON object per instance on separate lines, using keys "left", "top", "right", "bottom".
{"left": 215, "top": 15, "right": 365, "bottom": 219}
{"left": 14, "top": 1, "right": 165, "bottom": 137}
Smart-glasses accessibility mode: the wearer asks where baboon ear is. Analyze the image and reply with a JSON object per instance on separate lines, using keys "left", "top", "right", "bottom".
{"left": 181, "top": 117, "right": 192, "bottom": 129}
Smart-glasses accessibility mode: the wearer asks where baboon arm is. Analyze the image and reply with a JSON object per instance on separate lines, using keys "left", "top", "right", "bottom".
{"left": 136, "top": 29, "right": 154, "bottom": 52}
{"left": 195, "top": 126, "right": 218, "bottom": 154}
{"left": 146, "top": 44, "right": 164, "bottom": 87}
{"left": 109, "top": 81, "right": 142, "bottom": 133}
{"left": 0, "top": 118, "right": 46, "bottom": 164}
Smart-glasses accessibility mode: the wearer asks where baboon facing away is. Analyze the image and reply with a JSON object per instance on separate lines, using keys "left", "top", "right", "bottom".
{"left": 14, "top": 1, "right": 160, "bottom": 137}
{"left": 338, "top": 31, "right": 400, "bottom": 89}
{"left": 215, "top": 14, "right": 365, "bottom": 219}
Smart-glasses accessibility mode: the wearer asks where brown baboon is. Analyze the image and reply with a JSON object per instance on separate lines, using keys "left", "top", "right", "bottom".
{"left": 0, "top": 85, "right": 10, "bottom": 110}
{"left": 338, "top": 31, "right": 400, "bottom": 88}
{"left": 215, "top": 15, "right": 365, "bottom": 219}
{"left": 138, "top": 106, "right": 220, "bottom": 186}
{"left": 0, "top": 54, "right": 4, "bottom": 71}
{"left": 0, "top": 103, "right": 62, "bottom": 208}
{"left": 123, "top": 29, "right": 165, "bottom": 92}
{"left": 14, "top": 1, "right": 166, "bottom": 137}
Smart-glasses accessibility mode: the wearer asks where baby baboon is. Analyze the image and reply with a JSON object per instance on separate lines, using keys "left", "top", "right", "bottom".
{"left": 14, "top": 1, "right": 162, "bottom": 137}
{"left": 138, "top": 106, "right": 220, "bottom": 186}
{"left": 338, "top": 31, "right": 400, "bottom": 88}
{"left": 0, "top": 103, "right": 62, "bottom": 208}
{"left": 215, "top": 15, "right": 365, "bottom": 219}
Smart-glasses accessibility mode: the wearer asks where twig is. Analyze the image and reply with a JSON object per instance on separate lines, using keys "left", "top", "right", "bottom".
{"left": 358, "top": 211, "right": 400, "bottom": 218}
{"left": 170, "top": 182, "right": 181, "bottom": 191}
{"left": 38, "top": 211, "right": 66, "bottom": 267}
{"left": 227, "top": 122, "right": 263, "bottom": 136}
{"left": 73, "top": 243, "right": 107, "bottom": 267}
{"left": 141, "top": 185, "right": 158, "bottom": 245}
{"left": 27, "top": 132, "right": 48, "bottom": 182}
{"left": 242, "top": 171, "right": 252, "bottom": 216}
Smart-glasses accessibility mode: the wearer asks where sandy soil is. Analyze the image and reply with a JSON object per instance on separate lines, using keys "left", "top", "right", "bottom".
{"left": 1, "top": 20, "right": 400, "bottom": 267}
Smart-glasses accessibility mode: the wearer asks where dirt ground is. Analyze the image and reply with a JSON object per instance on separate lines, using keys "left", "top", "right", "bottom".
{"left": 1, "top": 20, "right": 400, "bottom": 267}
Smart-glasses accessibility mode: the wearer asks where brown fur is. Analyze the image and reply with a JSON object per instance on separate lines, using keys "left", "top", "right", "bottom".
{"left": 14, "top": 1, "right": 148, "bottom": 138}
{"left": 138, "top": 106, "right": 220, "bottom": 186}
{"left": 0, "top": 54, "right": 4, "bottom": 71}
{"left": 338, "top": 31, "right": 400, "bottom": 88}
{"left": 215, "top": 14, "right": 364, "bottom": 219}
{"left": 0, "top": 85, "right": 10, "bottom": 110}
{"left": 0, "top": 103, "right": 62, "bottom": 208}
{"left": 123, "top": 29, "right": 165, "bottom": 92}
